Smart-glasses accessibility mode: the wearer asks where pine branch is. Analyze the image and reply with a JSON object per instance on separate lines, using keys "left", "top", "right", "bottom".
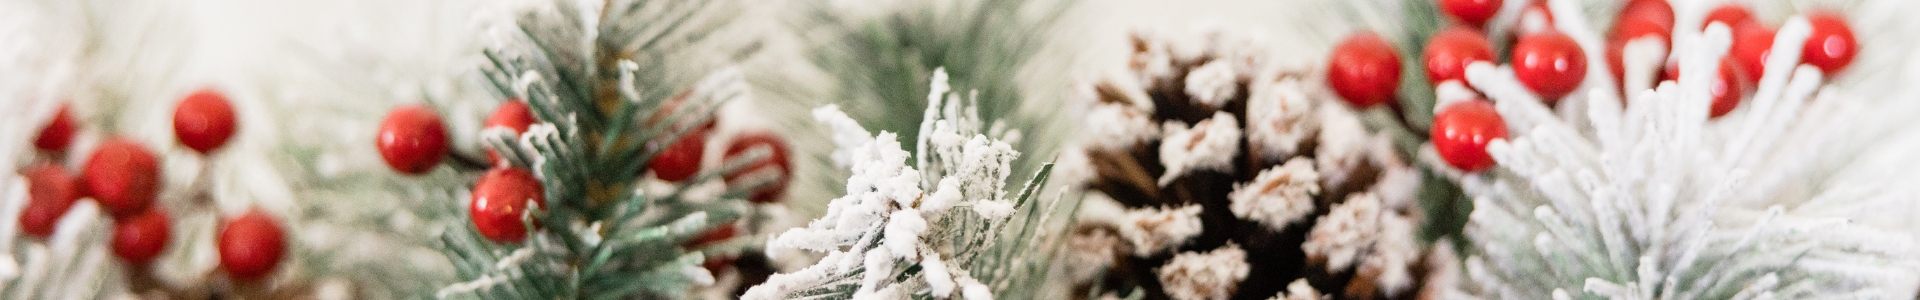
{"left": 435, "top": 0, "right": 764, "bottom": 298}
{"left": 788, "top": 0, "right": 1079, "bottom": 185}
{"left": 745, "top": 68, "right": 1068, "bottom": 300}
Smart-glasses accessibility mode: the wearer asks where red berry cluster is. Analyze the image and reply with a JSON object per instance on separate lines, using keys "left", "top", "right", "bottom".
{"left": 1321, "top": 26, "right": 1517, "bottom": 172}
{"left": 30, "top": 115, "right": 175, "bottom": 267}
{"left": 1419, "top": 0, "right": 1860, "bottom": 172}
{"left": 385, "top": 98, "right": 795, "bottom": 244}
{"left": 17, "top": 88, "right": 286, "bottom": 282}
{"left": 1437, "top": 0, "right": 1590, "bottom": 104}
{"left": 89, "top": 138, "right": 169, "bottom": 266}
{"left": 22, "top": 107, "right": 178, "bottom": 265}
{"left": 21, "top": 104, "right": 81, "bottom": 239}
{"left": 173, "top": 88, "right": 289, "bottom": 282}
{"left": 1607, "top": 2, "right": 1856, "bottom": 118}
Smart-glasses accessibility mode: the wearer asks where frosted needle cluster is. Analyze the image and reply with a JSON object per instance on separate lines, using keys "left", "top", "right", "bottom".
{"left": 745, "top": 69, "right": 1035, "bottom": 300}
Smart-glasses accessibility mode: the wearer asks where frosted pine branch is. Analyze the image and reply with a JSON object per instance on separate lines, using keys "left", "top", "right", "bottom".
{"left": 431, "top": 0, "right": 779, "bottom": 298}
{"left": 1443, "top": 0, "right": 1920, "bottom": 298}
{"left": 746, "top": 68, "right": 1055, "bottom": 300}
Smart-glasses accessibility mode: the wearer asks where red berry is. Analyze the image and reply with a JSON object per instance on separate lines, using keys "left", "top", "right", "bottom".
{"left": 1425, "top": 27, "right": 1495, "bottom": 84}
{"left": 470, "top": 167, "right": 546, "bottom": 243}
{"left": 483, "top": 100, "right": 536, "bottom": 163}
{"left": 81, "top": 139, "right": 160, "bottom": 218}
{"left": 1514, "top": 31, "right": 1589, "bottom": 101}
{"left": 18, "top": 164, "right": 78, "bottom": 238}
{"left": 1702, "top": 4, "right": 1757, "bottom": 30}
{"left": 111, "top": 208, "right": 169, "bottom": 267}
{"left": 1607, "top": 17, "right": 1673, "bottom": 88}
{"left": 1440, "top": 0, "right": 1502, "bottom": 29}
{"left": 650, "top": 128, "right": 708, "bottom": 182}
{"left": 723, "top": 131, "right": 793, "bottom": 204}
{"left": 218, "top": 210, "right": 285, "bottom": 281}
{"left": 1431, "top": 100, "right": 1508, "bottom": 172}
{"left": 685, "top": 221, "right": 739, "bottom": 249}
{"left": 1326, "top": 32, "right": 1403, "bottom": 108}
{"left": 1707, "top": 57, "right": 1746, "bottom": 118}
{"left": 377, "top": 105, "right": 449, "bottom": 175}
{"left": 1618, "top": 0, "right": 1674, "bottom": 32}
{"left": 173, "top": 88, "right": 238, "bottom": 154}
{"left": 1729, "top": 24, "right": 1775, "bottom": 86}
{"left": 33, "top": 104, "right": 76, "bottom": 153}
{"left": 1802, "top": 12, "right": 1857, "bottom": 74}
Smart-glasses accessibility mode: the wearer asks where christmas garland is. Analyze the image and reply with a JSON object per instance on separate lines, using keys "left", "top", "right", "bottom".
{"left": 5, "top": 0, "right": 1920, "bottom": 299}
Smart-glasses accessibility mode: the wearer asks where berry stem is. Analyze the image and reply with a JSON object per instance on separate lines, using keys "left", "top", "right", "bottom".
{"left": 446, "top": 151, "right": 495, "bottom": 172}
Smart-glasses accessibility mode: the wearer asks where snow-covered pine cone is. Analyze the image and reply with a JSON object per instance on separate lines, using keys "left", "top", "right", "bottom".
{"left": 1060, "top": 26, "right": 1443, "bottom": 300}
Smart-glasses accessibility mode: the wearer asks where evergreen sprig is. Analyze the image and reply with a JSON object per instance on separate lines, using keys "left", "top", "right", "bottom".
{"left": 745, "top": 69, "right": 1075, "bottom": 300}
{"left": 434, "top": 0, "right": 762, "bottom": 298}
{"left": 789, "top": 0, "right": 1078, "bottom": 184}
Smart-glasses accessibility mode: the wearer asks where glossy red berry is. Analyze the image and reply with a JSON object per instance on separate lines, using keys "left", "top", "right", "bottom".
{"left": 1802, "top": 12, "right": 1857, "bottom": 74}
{"left": 219, "top": 210, "right": 286, "bottom": 281}
{"left": 1431, "top": 100, "right": 1508, "bottom": 172}
{"left": 111, "top": 208, "right": 170, "bottom": 267}
{"left": 1440, "top": 0, "right": 1502, "bottom": 29}
{"left": 1702, "top": 3, "right": 1757, "bottom": 30}
{"left": 650, "top": 128, "right": 708, "bottom": 182}
{"left": 1425, "top": 27, "right": 1495, "bottom": 84}
{"left": 470, "top": 167, "right": 546, "bottom": 243}
{"left": 19, "top": 164, "right": 78, "bottom": 238}
{"left": 81, "top": 139, "right": 160, "bottom": 218}
{"left": 377, "top": 105, "right": 449, "bottom": 175}
{"left": 685, "top": 220, "right": 739, "bottom": 249}
{"left": 723, "top": 131, "right": 793, "bottom": 204}
{"left": 33, "top": 104, "right": 76, "bottom": 153}
{"left": 1618, "top": 0, "right": 1674, "bottom": 32}
{"left": 483, "top": 100, "right": 536, "bottom": 163}
{"left": 1514, "top": 31, "right": 1589, "bottom": 101}
{"left": 173, "top": 88, "right": 238, "bottom": 154}
{"left": 1729, "top": 24, "right": 1775, "bottom": 86}
{"left": 1708, "top": 57, "right": 1746, "bottom": 118}
{"left": 1326, "top": 31, "right": 1403, "bottom": 108}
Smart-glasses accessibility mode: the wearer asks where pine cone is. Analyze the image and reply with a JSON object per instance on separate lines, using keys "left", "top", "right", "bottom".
{"left": 1060, "top": 26, "right": 1443, "bottom": 300}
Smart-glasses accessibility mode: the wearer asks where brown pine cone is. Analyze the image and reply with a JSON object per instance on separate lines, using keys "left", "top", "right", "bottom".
{"left": 1057, "top": 26, "right": 1445, "bottom": 300}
